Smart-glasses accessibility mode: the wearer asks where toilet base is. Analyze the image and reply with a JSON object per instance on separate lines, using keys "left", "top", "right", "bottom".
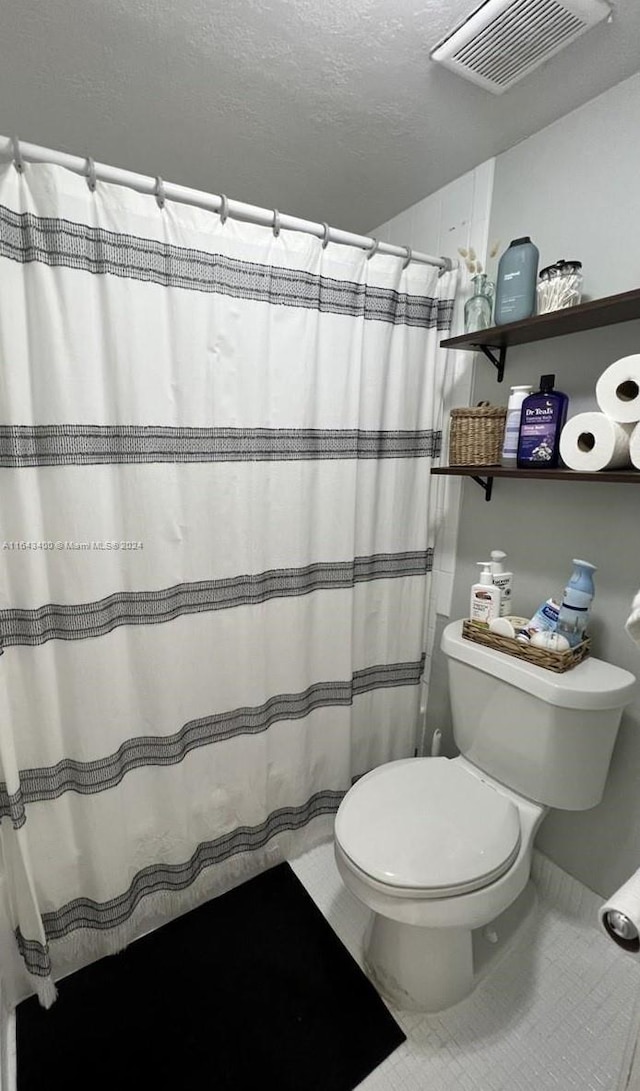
{"left": 364, "top": 913, "right": 474, "bottom": 1012}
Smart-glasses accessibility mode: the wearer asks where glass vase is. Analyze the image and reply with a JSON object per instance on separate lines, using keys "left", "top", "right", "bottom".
{"left": 464, "top": 273, "right": 495, "bottom": 333}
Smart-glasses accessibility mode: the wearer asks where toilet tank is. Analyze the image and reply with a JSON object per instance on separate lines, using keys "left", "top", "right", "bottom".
{"left": 441, "top": 621, "right": 636, "bottom": 810}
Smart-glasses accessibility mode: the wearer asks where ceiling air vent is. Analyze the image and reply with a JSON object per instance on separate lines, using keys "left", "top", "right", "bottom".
{"left": 430, "top": 0, "right": 612, "bottom": 94}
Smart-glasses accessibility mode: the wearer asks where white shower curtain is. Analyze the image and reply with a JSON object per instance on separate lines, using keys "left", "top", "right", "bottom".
{"left": 0, "top": 160, "right": 456, "bottom": 1006}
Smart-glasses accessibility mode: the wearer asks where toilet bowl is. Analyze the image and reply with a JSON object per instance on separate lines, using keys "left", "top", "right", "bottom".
{"left": 335, "top": 755, "right": 546, "bottom": 1011}
{"left": 334, "top": 619, "right": 636, "bottom": 1012}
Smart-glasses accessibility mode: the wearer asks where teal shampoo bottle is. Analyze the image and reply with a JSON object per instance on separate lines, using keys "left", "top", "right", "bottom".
{"left": 494, "top": 237, "right": 539, "bottom": 324}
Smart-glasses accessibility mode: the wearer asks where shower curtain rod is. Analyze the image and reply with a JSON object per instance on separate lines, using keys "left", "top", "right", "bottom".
{"left": 0, "top": 135, "right": 451, "bottom": 271}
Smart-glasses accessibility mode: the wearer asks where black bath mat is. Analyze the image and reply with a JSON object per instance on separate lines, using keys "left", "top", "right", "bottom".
{"left": 17, "top": 862, "right": 405, "bottom": 1091}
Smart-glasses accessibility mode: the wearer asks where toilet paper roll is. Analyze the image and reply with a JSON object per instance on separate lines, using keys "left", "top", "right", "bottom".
{"left": 599, "top": 869, "right": 640, "bottom": 956}
{"left": 559, "top": 412, "right": 633, "bottom": 472}
{"left": 595, "top": 354, "right": 640, "bottom": 423}
{"left": 630, "top": 421, "right": 640, "bottom": 470}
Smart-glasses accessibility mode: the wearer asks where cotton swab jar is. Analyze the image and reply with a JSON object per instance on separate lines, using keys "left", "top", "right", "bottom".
{"left": 536, "top": 259, "right": 583, "bottom": 314}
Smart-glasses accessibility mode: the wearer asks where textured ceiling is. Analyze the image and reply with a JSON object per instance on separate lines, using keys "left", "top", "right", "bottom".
{"left": 1, "top": 0, "right": 639, "bottom": 234}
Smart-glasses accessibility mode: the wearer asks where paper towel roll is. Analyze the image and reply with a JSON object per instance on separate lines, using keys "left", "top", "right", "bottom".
{"left": 596, "top": 354, "right": 640, "bottom": 423}
{"left": 599, "top": 869, "right": 640, "bottom": 956}
{"left": 559, "top": 412, "right": 633, "bottom": 472}
{"left": 630, "top": 421, "right": 640, "bottom": 470}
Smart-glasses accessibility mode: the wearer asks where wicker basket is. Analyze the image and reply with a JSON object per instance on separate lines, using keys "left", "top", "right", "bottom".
{"left": 449, "top": 401, "right": 507, "bottom": 466}
{"left": 462, "top": 619, "right": 590, "bottom": 674}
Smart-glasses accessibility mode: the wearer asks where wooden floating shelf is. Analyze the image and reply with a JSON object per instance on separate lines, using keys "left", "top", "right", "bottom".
{"left": 431, "top": 465, "right": 640, "bottom": 501}
{"left": 436, "top": 286, "right": 640, "bottom": 495}
{"left": 439, "top": 286, "right": 640, "bottom": 381}
{"left": 441, "top": 287, "right": 640, "bottom": 353}
{"left": 431, "top": 466, "right": 640, "bottom": 483}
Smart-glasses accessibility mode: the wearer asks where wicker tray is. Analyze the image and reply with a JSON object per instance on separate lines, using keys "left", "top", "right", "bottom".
{"left": 462, "top": 619, "right": 590, "bottom": 673}
{"left": 449, "top": 401, "right": 507, "bottom": 466}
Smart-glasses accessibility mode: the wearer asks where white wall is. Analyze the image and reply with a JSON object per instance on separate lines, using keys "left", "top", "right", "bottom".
{"left": 435, "top": 71, "right": 640, "bottom": 899}
{"left": 372, "top": 158, "right": 495, "bottom": 749}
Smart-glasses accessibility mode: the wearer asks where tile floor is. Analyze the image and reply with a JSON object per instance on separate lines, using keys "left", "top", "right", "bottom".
{"left": 291, "top": 842, "right": 640, "bottom": 1091}
{"left": 4, "top": 842, "right": 639, "bottom": 1091}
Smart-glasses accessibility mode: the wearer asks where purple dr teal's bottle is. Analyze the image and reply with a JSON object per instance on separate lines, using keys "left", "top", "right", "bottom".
{"left": 516, "top": 374, "right": 568, "bottom": 469}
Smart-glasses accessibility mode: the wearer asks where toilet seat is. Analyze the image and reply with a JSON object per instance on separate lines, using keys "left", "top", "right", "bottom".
{"left": 335, "top": 758, "right": 522, "bottom": 898}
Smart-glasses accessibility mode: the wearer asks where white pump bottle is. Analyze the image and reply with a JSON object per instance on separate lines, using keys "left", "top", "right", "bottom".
{"left": 490, "top": 550, "right": 513, "bottom": 617}
{"left": 470, "top": 562, "right": 501, "bottom": 625}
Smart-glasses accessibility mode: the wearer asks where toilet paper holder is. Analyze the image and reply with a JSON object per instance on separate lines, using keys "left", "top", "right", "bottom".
{"left": 602, "top": 908, "right": 640, "bottom": 952}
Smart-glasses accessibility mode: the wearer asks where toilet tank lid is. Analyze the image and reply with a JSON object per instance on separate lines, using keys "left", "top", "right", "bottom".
{"left": 441, "top": 621, "right": 637, "bottom": 711}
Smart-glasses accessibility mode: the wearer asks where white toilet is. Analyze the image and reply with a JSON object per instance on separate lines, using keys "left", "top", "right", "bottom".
{"left": 334, "top": 619, "right": 636, "bottom": 1012}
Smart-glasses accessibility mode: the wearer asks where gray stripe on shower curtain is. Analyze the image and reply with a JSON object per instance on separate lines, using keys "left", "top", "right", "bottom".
{"left": 16, "top": 788, "right": 346, "bottom": 978}
{"left": 0, "top": 550, "right": 433, "bottom": 647}
{"left": 0, "top": 204, "right": 454, "bottom": 328}
{"left": 0, "top": 659, "right": 424, "bottom": 829}
{"left": 0, "top": 425, "right": 442, "bottom": 467}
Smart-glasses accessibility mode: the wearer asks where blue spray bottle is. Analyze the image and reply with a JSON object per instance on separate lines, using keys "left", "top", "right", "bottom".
{"left": 556, "top": 560, "right": 597, "bottom": 648}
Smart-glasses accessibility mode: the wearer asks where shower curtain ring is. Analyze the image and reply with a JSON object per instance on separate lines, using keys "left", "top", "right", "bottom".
{"left": 154, "top": 177, "right": 166, "bottom": 209}
{"left": 367, "top": 237, "right": 380, "bottom": 260}
{"left": 272, "top": 209, "right": 281, "bottom": 238}
{"left": 85, "top": 157, "right": 97, "bottom": 192}
{"left": 219, "top": 194, "right": 229, "bottom": 224}
{"left": 402, "top": 245, "right": 413, "bottom": 270}
{"left": 321, "top": 222, "right": 331, "bottom": 249}
{"left": 11, "top": 136, "right": 24, "bottom": 173}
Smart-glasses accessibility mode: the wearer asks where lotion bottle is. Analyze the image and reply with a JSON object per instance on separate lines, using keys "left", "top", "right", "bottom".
{"left": 490, "top": 550, "right": 513, "bottom": 617}
{"left": 470, "top": 562, "right": 501, "bottom": 626}
{"left": 501, "top": 384, "right": 533, "bottom": 466}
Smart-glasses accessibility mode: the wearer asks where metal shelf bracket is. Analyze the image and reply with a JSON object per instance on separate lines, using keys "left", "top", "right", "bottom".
{"left": 471, "top": 474, "right": 494, "bottom": 502}
{"left": 476, "top": 344, "right": 506, "bottom": 382}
